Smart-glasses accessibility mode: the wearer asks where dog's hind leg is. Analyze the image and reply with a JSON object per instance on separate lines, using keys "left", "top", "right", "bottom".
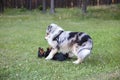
{"left": 45, "top": 48, "right": 58, "bottom": 60}
{"left": 73, "top": 49, "right": 91, "bottom": 64}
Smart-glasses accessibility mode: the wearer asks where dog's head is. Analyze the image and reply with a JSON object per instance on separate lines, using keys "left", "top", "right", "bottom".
{"left": 45, "top": 23, "right": 63, "bottom": 40}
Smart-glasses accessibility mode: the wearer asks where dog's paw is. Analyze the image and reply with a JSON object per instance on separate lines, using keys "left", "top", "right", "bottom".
{"left": 45, "top": 56, "right": 52, "bottom": 60}
{"left": 73, "top": 61, "right": 79, "bottom": 64}
{"left": 73, "top": 59, "right": 82, "bottom": 64}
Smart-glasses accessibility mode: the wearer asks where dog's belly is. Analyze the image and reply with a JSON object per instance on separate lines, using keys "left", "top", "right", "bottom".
{"left": 59, "top": 48, "right": 71, "bottom": 53}
{"left": 59, "top": 43, "right": 72, "bottom": 53}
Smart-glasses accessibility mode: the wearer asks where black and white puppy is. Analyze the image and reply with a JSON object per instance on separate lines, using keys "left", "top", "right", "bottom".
{"left": 38, "top": 47, "right": 69, "bottom": 61}
{"left": 45, "top": 23, "right": 93, "bottom": 64}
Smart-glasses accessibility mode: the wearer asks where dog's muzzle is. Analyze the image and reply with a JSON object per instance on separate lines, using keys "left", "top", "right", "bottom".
{"left": 45, "top": 33, "right": 49, "bottom": 40}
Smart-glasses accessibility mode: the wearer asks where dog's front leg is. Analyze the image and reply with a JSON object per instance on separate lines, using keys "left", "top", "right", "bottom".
{"left": 45, "top": 48, "right": 58, "bottom": 60}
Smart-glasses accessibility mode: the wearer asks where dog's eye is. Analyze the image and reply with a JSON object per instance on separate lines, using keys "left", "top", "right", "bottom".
{"left": 47, "top": 33, "right": 49, "bottom": 35}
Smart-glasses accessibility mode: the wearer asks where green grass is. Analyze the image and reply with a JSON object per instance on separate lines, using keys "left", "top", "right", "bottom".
{"left": 0, "top": 4, "right": 120, "bottom": 80}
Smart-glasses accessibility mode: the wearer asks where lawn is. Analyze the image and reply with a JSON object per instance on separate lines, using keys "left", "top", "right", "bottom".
{"left": 0, "top": 4, "right": 120, "bottom": 80}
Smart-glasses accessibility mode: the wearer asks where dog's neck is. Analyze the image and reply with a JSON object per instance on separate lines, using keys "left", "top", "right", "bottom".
{"left": 53, "top": 30, "right": 64, "bottom": 42}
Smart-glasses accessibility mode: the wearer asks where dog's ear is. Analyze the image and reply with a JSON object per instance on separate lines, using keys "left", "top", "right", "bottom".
{"left": 47, "top": 47, "right": 49, "bottom": 51}
{"left": 47, "top": 25, "right": 52, "bottom": 32}
{"left": 47, "top": 47, "right": 52, "bottom": 51}
{"left": 38, "top": 47, "right": 41, "bottom": 49}
{"left": 39, "top": 48, "right": 45, "bottom": 54}
{"left": 38, "top": 47, "right": 45, "bottom": 57}
{"left": 48, "top": 25, "right": 51, "bottom": 29}
{"left": 47, "top": 47, "right": 50, "bottom": 51}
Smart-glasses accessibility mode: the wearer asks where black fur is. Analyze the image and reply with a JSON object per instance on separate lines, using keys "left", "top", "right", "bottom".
{"left": 68, "top": 32, "right": 84, "bottom": 40}
{"left": 78, "top": 32, "right": 84, "bottom": 36}
{"left": 44, "top": 48, "right": 51, "bottom": 57}
{"left": 68, "top": 32, "right": 78, "bottom": 40}
{"left": 52, "top": 52, "right": 68, "bottom": 61}
{"left": 78, "top": 35, "right": 91, "bottom": 46}
{"left": 53, "top": 31, "right": 64, "bottom": 49}
{"left": 53, "top": 31, "right": 63, "bottom": 42}
{"left": 68, "top": 32, "right": 91, "bottom": 46}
